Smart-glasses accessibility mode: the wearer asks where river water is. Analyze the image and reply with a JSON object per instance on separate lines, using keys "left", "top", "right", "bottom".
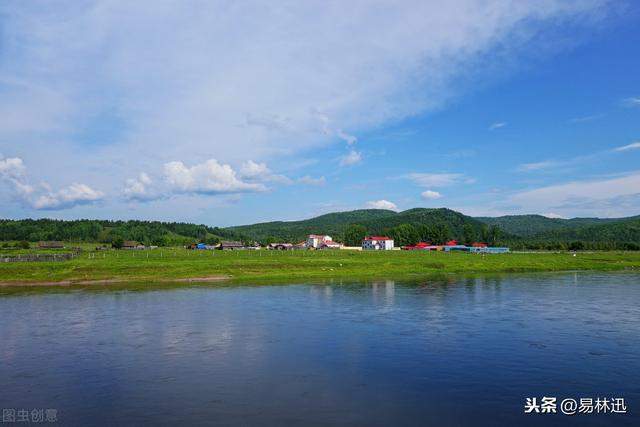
{"left": 1, "top": 272, "right": 639, "bottom": 426}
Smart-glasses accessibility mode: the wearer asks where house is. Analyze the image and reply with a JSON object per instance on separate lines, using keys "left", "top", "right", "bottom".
{"left": 402, "top": 242, "right": 438, "bottom": 251}
{"left": 319, "top": 240, "right": 342, "bottom": 250}
{"left": 362, "top": 236, "right": 394, "bottom": 250}
{"left": 218, "top": 241, "right": 245, "bottom": 250}
{"left": 123, "top": 240, "right": 145, "bottom": 250}
{"left": 268, "top": 243, "right": 293, "bottom": 250}
{"left": 38, "top": 241, "right": 64, "bottom": 249}
{"left": 306, "top": 235, "right": 334, "bottom": 249}
{"left": 446, "top": 239, "right": 459, "bottom": 246}
{"left": 472, "top": 242, "right": 488, "bottom": 248}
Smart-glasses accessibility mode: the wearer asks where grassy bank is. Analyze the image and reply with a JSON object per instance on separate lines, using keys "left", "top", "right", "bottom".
{"left": 1, "top": 247, "right": 639, "bottom": 288}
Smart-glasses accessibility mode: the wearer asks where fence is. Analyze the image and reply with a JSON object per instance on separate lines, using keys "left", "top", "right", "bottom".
{"left": 0, "top": 250, "right": 80, "bottom": 263}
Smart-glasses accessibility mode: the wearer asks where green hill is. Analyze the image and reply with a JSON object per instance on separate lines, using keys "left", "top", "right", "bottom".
{"left": 531, "top": 217, "right": 640, "bottom": 243}
{"left": 2, "top": 209, "right": 639, "bottom": 250}
{"left": 0, "top": 218, "right": 236, "bottom": 246}
{"left": 476, "top": 214, "right": 629, "bottom": 237}
{"left": 226, "top": 208, "right": 492, "bottom": 243}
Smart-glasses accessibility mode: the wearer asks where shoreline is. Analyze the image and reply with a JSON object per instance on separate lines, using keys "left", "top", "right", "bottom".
{"left": 1, "top": 268, "right": 639, "bottom": 289}
{"left": 0, "top": 275, "right": 231, "bottom": 288}
{"left": 1, "top": 250, "right": 639, "bottom": 290}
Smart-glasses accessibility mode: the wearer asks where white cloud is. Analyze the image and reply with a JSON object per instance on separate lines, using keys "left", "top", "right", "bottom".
{"left": 517, "top": 160, "right": 561, "bottom": 172}
{"left": 489, "top": 122, "right": 507, "bottom": 130}
{"left": 543, "top": 212, "right": 566, "bottom": 219}
{"left": 339, "top": 150, "right": 362, "bottom": 166}
{"left": 240, "top": 160, "right": 291, "bottom": 184}
{"left": 239, "top": 160, "right": 270, "bottom": 179}
{"left": 407, "top": 173, "right": 469, "bottom": 187}
{"left": 124, "top": 172, "right": 156, "bottom": 201}
{"left": 298, "top": 175, "right": 326, "bottom": 186}
{"left": 32, "top": 183, "right": 104, "bottom": 210}
{"left": 614, "top": 142, "right": 640, "bottom": 152}
{"left": 569, "top": 113, "right": 604, "bottom": 123}
{"left": 509, "top": 171, "right": 640, "bottom": 217}
{"left": 421, "top": 190, "right": 442, "bottom": 200}
{"left": 0, "top": 156, "right": 35, "bottom": 197}
{"left": 365, "top": 199, "right": 398, "bottom": 211}
{"left": 336, "top": 129, "right": 357, "bottom": 145}
{"left": 1, "top": 155, "right": 103, "bottom": 209}
{"left": 622, "top": 97, "right": 640, "bottom": 107}
{"left": 0, "top": 1, "right": 611, "bottom": 191}
{"left": 163, "top": 159, "right": 266, "bottom": 195}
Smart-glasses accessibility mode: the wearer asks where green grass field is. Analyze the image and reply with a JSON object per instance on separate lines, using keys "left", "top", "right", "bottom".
{"left": 1, "top": 247, "right": 639, "bottom": 288}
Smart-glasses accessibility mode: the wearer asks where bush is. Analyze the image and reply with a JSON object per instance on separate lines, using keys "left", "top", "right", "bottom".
{"left": 112, "top": 237, "right": 124, "bottom": 249}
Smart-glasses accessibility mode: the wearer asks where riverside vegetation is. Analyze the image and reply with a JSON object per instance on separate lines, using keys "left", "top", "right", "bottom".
{"left": 1, "top": 247, "right": 639, "bottom": 289}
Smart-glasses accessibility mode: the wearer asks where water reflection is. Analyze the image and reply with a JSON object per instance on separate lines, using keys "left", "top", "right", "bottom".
{"left": 0, "top": 272, "right": 639, "bottom": 426}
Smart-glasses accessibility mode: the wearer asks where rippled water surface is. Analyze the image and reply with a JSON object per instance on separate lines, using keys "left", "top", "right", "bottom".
{"left": 1, "top": 273, "right": 639, "bottom": 426}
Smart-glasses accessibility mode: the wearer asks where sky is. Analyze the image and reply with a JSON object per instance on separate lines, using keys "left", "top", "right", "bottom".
{"left": 0, "top": 0, "right": 639, "bottom": 226}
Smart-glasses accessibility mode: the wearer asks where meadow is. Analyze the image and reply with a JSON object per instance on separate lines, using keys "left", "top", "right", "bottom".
{"left": 1, "top": 246, "right": 639, "bottom": 289}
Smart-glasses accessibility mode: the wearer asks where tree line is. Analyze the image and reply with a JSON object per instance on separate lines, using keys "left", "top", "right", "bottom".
{"left": 0, "top": 219, "right": 244, "bottom": 246}
{"left": 340, "top": 222, "right": 502, "bottom": 247}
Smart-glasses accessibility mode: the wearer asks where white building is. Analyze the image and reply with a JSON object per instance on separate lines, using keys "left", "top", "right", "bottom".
{"left": 306, "top": 235, "right": 333, "bottom": 249}
{"left": 362, "top": 236, "right": 394, "bottom": 250}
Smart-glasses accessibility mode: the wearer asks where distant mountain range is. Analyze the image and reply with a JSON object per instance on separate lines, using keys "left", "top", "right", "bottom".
{"left": 227, "top": 208, "right": 484, "bottom": 242}
{"left": 226, "top": 208, "right": 640, "bottom": 246}
{"left": 2, "top": 208, "right": 639, "bottom": 249}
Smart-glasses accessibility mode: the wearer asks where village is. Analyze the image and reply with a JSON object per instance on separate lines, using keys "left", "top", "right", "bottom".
{"left": 178, "top": 234, "right": 510, "bottom": 253}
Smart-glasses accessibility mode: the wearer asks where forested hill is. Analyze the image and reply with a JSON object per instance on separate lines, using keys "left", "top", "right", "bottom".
{"left": 1, "top": 208, "right": 640, "bottom": 249}
{"left": 0, "top": 219, "right": 237, "bottom": 246}
{"left": 226, "top": 208, "right": 490, "bottom": 243}
{"left": 476, "top": 214, "right": 635, "bottom": 237}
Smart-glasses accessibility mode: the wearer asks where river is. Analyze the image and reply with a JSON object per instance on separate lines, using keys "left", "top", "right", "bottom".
{"left": 1, "top": 272, "right": 638, "bottom": 426}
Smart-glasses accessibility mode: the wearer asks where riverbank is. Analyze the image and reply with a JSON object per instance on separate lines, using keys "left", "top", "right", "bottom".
{"left": 1, "top": 248, "right": 639, "bottom": 289}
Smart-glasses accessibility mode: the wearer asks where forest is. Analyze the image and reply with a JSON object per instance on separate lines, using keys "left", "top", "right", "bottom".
{"left": 1, "top": 208, "right": 639, "bottom": 250}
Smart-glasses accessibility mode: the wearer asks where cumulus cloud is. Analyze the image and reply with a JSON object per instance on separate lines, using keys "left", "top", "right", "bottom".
{"left": 298, "top": 175, "right": 326, "bottom": 186}
{"left": 614, "top": 142, "right": 640, "bottom": 152}
{"left": 421, "top": 190, "right": 442, "bottom": 200}
{"left": 365, "top": 199, "right": 398, "bottom": 211}
{"left": 124, "top": 172, "right": 156, "bottom": 201}
{"left": 163, "top": 159, "right": 267, "bottom": 195}
{"left": 32, "top": 183, "right": 104, "bottom": 210}
{"left": 407, "top": 173, "right": 470, "bottom": 187}
{"left": 1, "top": 155, "right": 103, "bottom": 209}
{"left": 339, "top": 150, "right": 362, "bottom": 166}
{"left": 0, "top": 156, "right": 33, "bottom": 196}
{"left": 240, "top": 160, "right": 292, "bottom": 184}
{"left": 489, "top": 122, "right": 507, "bottom": 130}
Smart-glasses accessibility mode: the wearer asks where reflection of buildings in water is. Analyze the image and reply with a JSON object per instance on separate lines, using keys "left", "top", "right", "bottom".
{"left": 370, "top": 280, "right": 396, "bottom": 306}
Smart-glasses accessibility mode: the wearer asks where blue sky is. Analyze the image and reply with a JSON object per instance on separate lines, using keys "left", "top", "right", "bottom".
{"left": 0, "top": 1, "right": 639, "bottom": 226}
